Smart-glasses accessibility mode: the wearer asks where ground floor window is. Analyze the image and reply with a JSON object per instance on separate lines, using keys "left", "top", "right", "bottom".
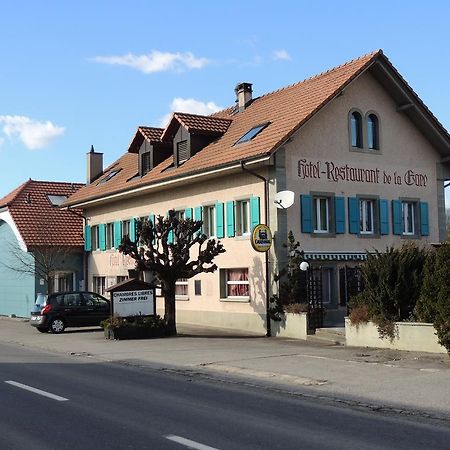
{"left": 175, "top": 278, "right": 189, "bottom": 300}
{"left": 49, "top": 272, "right": 75, "bottom": 293}
{"left": 402, "top": 201, "right": 416, "bottom": 235}
{"left": 220, "top": 268, "right": 249, "bottom": 300}
{"left": 93, "top": 276, "right": 106, "bottom": 296}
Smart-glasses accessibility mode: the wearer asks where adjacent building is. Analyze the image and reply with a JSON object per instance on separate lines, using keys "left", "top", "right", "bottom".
{"left": 64, "top": 50, "right": 450, "bottom": 333}
{"left": 0, "top": 180, "right": 84, "bottom": 317}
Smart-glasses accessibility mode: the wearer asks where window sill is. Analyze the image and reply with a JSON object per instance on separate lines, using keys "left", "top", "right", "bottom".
{"left": 175, "top": 296, "right": 189, "bottom": 301}
{"left": 234, "top": 234, "right": 250, "bottom": 241}
{"left": 220, "top": 297, "right": 250, "bottom": 303}
{"left": 311, "top": 232, "right": 336, "bottom": 238}
{"left": 349, "top": 146, "right": 381, "bottom": 155}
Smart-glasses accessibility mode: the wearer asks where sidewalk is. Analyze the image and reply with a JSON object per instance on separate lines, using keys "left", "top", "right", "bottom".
{"left": 1, "top": 316, "right": 449, "bottom": 420}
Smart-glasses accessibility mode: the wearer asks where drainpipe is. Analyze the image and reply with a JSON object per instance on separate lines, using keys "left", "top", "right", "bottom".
{"left": 240, "top": 161, "right": 271, "bottom": 337}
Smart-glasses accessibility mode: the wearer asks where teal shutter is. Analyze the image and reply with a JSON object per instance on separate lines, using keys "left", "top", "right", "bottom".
{"left": 226, "top": 201, "right": 235, "bottom": 237}
{"left": 99, "top": 224, "right": 106, "bottom": 250}
{"left": 194, "top": 206, "right": 203, "bottom": 234}
{"left": 300, "top": 195, "right": 312, "bottom": 233}
{"left": 250, "top": 196, "right": 260, "bottom": 230}
{"left": 335, "top": 197, "right": 345, "bottom": 234}
{"left": 379, "top": 199, "right": 389, "bottom": 235}
{"left": 348, "top": 198, "right": 359, "bottom": 234}
{"left": 84, "top": 225, "right": 91, "bottom": 251}
{"left": 114, "top": 221, "right": 122, "bottom": 248}
{"left": 129, "top": 218, "right": 136, "bottom": 242}
{"left": 216, "top": 202, "right": 225, "bottom": 238}
{"left": 392, "top": 200, "right": 402, "bottom": 235}
{"left": 185, "top": 208, "right": 193, "bottom": 219}
{"left": 420, "top": 202, "right": 429, "bottom": 236}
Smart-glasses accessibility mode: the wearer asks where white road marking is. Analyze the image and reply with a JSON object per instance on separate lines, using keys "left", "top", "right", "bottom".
{"left": 165, "top": 435, "right": 218, "bottom": 450}
{"left": 5, "top": 380, "right": 69, "bottom": 402}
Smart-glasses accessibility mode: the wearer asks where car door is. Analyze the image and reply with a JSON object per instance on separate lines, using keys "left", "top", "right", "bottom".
{"left": 82, "top": 293, "right": 110, "bottom": 326}
{"left": 60, "top": 293, "right": 87, "bottom": 327}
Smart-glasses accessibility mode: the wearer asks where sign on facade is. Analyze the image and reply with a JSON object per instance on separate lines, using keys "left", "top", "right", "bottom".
{"left": 112, "top": 289, "right": 155, "bottom": 317}
{"left": 251, "top": 224, "right": 272, "bottom": 252}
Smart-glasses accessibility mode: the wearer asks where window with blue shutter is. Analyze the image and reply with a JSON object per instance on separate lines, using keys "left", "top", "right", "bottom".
{"left": 129, "top": 218, "right": 136, "bottom": 242}
{"left": 335, "top": 197, "right": 345, "bottom": 234}
{"left": 392, "top": 200, "right": 402, "bottom": 235}
{"left": 194, "top": 206, "right": 203, "bottom": 235}
{"left": 216, "top": 202, "right": 224, "bottom": 238}
{"left": 379, "top": 199, "right": 389, "bottom": 235}
{"left": 300, "top": 195, "right": 312, "bottom": 233}
{"left": 250, "top": 196, "right": 260, "bottom": 230}
{"left": 99, "top": 224, "right": 106, "bottom": 251}
{"left": 84, "top": 225, "right": 91, "bottom": 251}
{"left": 226, "top": 201, "right": 235, "bottom": 237}
{"left": 114, "top": 221, "right": 122, "bottom": 248}
{"left": 420, "top": 202, "right": 429, "bottom": 236}
{"left": 348, "top": 198, "right": 359, "bottom": 234}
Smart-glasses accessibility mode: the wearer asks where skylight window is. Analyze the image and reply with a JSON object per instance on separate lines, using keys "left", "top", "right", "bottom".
{"left": 98, "top": 169, "right": 121, "bottom": 184}
{"left": 235, "top": 122, "right": 269, "bottom": 145}
{"left": 47, "top": 195, "right": 68, "bottom": 206}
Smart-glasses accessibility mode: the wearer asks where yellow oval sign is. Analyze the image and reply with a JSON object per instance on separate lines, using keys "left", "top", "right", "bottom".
{"left": 251, "top": 224, "right": 272, "bottom": 252}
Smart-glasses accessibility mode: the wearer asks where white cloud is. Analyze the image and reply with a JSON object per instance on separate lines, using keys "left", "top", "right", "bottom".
{"left": 272, "top": 49, "right": 292, "bottom": 61}
{"left": 0, "top": 115, "right": 65, "bottom": 150}
{"left": 91, "top": 50, "right": 209, "bottom": 74}
{"left": 160, "top": 97, "right": 223, "bottom": 127}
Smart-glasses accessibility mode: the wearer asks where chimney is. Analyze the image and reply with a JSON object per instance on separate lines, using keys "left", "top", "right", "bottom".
{"left": 235, "top": 82, "right": 253, "bottom": 112}
{"left": 87, "top": 145, "right": 103, "bottom": 184}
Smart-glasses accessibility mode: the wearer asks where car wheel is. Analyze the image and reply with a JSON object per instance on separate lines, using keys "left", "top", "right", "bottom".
{"left": 36, "top": 327, "right": 48, "bottom": 333}
{"left": 49, "top": 318, "right": 66, "bottom": 334}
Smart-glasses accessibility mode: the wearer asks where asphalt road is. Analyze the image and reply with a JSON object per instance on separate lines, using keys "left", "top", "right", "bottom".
{"left": 1, "top": 342, "right": 449, "bottom": 450}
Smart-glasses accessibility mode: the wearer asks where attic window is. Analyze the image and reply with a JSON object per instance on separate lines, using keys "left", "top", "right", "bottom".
{"left": 177, "top": 140, "right": 189, "bottom": 165}
{"left": 98, "top": 169, "right": 121, "bottom": 184}
{"left": 142, "top": 151, "right": 151, "bottom": 175}
{"left": 235, "top": 122, "right": 269, "bottom": 145}
{"left": 47, "top": 195, "right": 68, "bottom": 206}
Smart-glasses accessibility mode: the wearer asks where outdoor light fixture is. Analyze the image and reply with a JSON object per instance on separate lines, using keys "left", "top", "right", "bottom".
{"left": 300, "top": 261, "right": 309, "bottom": 271}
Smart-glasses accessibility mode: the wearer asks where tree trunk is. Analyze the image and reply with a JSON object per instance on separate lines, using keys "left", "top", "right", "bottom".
{"left": 164, "top": 282, "right": 177, "bottom": 335}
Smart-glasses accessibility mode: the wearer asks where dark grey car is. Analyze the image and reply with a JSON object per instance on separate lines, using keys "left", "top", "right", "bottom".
{"left": 30, "top": 291, "right": 110, "bottom": 334}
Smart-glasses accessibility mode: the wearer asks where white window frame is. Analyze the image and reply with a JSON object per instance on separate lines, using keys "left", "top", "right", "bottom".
{"left": 203, "top": 205, "right": 216, "bottom": 238}
{"left": 360, "top": 199, "right": 374, "bottom": 234}
{"left": 175, "top": 278, "right": 189, "bottom": 301}
{"left": 314, "top": 197, "right": 329, "bottom": 233}
{"left": 402, "top": 201, "right": 415, "bottom": 235}
{"left": 93, "top": 276, "right": 106, "bottom": 296}
{"left": 122, "top": 220, "right": 130, "bottom": 239}
{"left": 91, "top": 225, "right": 99, "bottom": 250}
{"left": 105, "top": 222, "right": 115, "bottom": 249}
{"left": 236, "top": 199, "right": 250, "bottom": 236}
{"left": 222, "top": 268, "right": 250, "bottom": 301}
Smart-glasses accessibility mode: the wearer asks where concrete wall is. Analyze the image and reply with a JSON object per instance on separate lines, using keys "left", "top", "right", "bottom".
{"left": 345, "top": 318, "right": 447, "bottom": 354}
{"left": 271, "top": 313, "right": 308, "bottom": 339}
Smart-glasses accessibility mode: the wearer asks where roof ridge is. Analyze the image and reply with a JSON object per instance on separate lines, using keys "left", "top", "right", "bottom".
{"left": 0, "top": 179, "right": 33, "bottom": 207}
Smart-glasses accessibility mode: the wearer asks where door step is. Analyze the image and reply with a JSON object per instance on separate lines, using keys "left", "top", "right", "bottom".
{"left": 307, "top": 327, "right": 346, "bottom": 346}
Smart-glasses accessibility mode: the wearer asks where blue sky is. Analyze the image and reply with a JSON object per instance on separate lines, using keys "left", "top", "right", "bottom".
{"left": 0, "top": 0, "right": 449, "bottom": 205}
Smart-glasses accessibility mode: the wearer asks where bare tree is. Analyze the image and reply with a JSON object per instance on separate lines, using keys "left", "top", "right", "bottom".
{"left": 119, "top": 210, "right": 225, "bottom": 335}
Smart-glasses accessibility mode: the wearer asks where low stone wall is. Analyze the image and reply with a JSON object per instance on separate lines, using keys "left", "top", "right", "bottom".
{"left": 345, "top": 318, "right": 447, "bottom": 354}
{"left": 271, "top": 313, "right": 308, "bottom": 340}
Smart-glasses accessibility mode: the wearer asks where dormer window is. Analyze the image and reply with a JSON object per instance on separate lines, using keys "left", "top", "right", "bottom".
{"left": 141, "top": 151, "right": 151, "bottom": 175}
{"left": 177, "top": 140, "right": 188, "bottom": 166}
{"left": 235, "top": 122, "right": 269, "bottom": 145}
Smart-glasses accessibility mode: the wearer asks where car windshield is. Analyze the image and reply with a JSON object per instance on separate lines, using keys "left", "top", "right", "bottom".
{"left": 35, "top": 294, "right": 48, "bottom": 307}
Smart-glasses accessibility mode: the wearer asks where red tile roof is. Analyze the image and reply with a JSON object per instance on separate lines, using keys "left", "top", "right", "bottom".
{"left": 0, "top": 180, "right": 85, "bottom": 248}
{"left": 66, "top": 50, "right": 448, "bottom": 207}
{"left": 139, "top": 126, "right": 164, "bottom": 143}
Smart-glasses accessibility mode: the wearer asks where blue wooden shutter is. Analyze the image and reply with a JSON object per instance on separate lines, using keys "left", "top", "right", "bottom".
{"left": 99, "top": 224, "right": 106, "bottom": 250}
{"left": 185, "top": 208, "right": 193, "bottom": 219}
{"left": 300, "top": 195, "right": 313, "bottom": 233}
{"left": 226, "top": 201, "right": 235, "bottom": 237}
{"left": 84, "top": 225, "right": 91, "bottom": 251}
{"left": 335, "top": 197, "right": 345, "bottom": 234}
{"left": 348, "top": 198, "right": 359, "bottom": 234}
{"left": 379, "top": 199, "right": 389, "bottom": 235}
{"left": 392, "top": 200, "right": 402, "bottom": 235}
{"left": 250, "top": 196, "right": 260, "bottom": 230}
{"left": 216, "top": 202, "right": 225, "bottom": 238}
{"left": 114, "top": 221, "right": 122, "bottom": 248}
{"left": 148, "top": 214, "right": 156, "bottom": 245}
{"left": 194, "top": 206, "right": 202, "bottom": 234}
{"left": 129, "top": 218, "right": 136, "bottom": 242}
{"left": 420, "top": 202, "right": 429, "bottom": 236}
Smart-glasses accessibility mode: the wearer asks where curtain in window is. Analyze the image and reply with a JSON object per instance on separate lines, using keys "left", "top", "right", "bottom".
{"left": 227, "top": 269, "right": 249, "bottom": 297}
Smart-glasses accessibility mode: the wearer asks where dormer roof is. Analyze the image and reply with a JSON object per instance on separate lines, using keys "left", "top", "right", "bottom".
{"left": 128, "top": 126, "right": 165, "bottom": 153}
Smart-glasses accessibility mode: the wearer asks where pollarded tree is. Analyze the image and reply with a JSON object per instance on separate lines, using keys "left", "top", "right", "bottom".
{"left": 119, "top": 210, "right": 225, "bottom": 335}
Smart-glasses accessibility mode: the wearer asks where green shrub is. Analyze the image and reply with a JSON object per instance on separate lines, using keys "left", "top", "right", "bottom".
{"left": 101, "top": 315, "right": 166, "bottom": 331}
{"left": 349, "top": 243, "right": 428, "bottom": 339}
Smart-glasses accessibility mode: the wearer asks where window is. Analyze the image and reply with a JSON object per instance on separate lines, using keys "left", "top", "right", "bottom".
{"left": 141, "top": 151, "right": 151, "bottom": 175}
{"left": 177, "top": 140, "right": 188, "bottom": 165}
{"left": 105, "top": 223, "right": 115, "bottom": 249}
{"left": 194, "top": 280, "right": 202, "bottom": 296}
{"left": 350, "top": 111, "right": 363, "bottom": 148}
{"left": 314, "top": 197, "right": 329, "bottom": 233}
{"left": 98, "top": 169, "right": 121, "bottom": 184}
{"left": 203, "top": 205, "right": 215, "bottom": 237}
{"left": 174, "top": 210, "right": 185, "bottom": 221}
{"left": 47, "top": 195, "right": 68, "bottom": 206}
{"left": 49, "top": 271, "right": 74, "bottom": 293}
{"left": 236, "top": 200, "right": 250, "bottom": 235}
{"left": 367, "top": 114, "right": 379, "bottom": 150}
{"left": 83, "top": 292, "right": 109, "bottom": 308}
{"left": 117, "top": 276, "right": 128, "bottom": 283}
{"left": 221, "top": 268, "right": 249, "bottom": 299}
{"left": 359, "top": 199, "right": 374, "bottom": 234}
{"left": 402, "top": 201, "right": 416, "bottom": 235}
{"left": 91, "top": 225, "right": 99, "bottom": 250}
{"left": 235, "top": 123, "right": 269, "bottom": 145}
{"left": 93, "top": 276, "right": 106, "bottom": 296}
{"left": 122, "top": 220, "right": 130, "bottom": 239}
{"left": 175, "top": 278, "right": 189, "bottom": 300}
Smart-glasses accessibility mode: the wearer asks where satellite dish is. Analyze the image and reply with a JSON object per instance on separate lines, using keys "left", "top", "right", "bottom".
{"left": 274, "top": 190, "right": 295, "bottom": 209}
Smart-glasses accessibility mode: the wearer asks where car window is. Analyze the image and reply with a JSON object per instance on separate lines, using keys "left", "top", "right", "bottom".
{"left": 54, "top": 294, "right": 66, "bottom": 306}
{"left": 35, "top": 294, "right": 48, "bottom": 307}
{"left": 61, "top": 293, "right": 84, "bottom": 307}
{"left": 83, "top": 293, "right": 109, "bottom": 307}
